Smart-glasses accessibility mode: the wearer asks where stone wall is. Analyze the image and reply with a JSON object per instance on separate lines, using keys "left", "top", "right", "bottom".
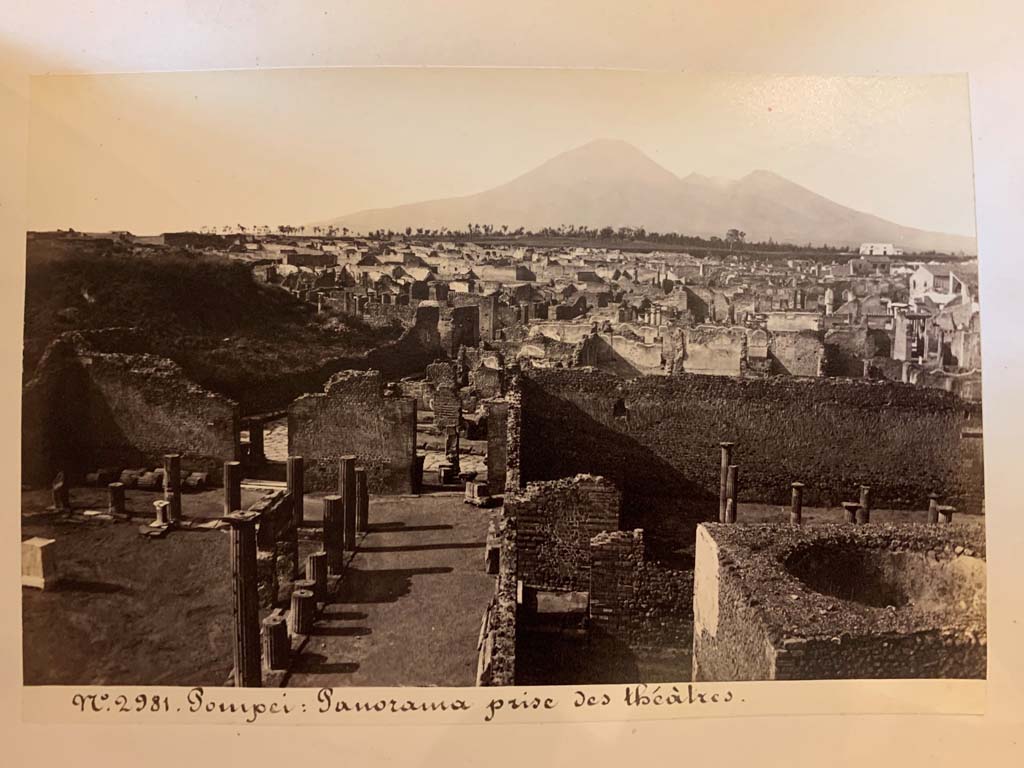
{"left": 589, "top": 530, "right": 693, "bottom": 655}
{"left": 288, "top": 369, "right": 416, "bottom": 493}
{"left": 770, "top": 330, "right": 823, "bottom": 377}
{"left": 424, "top": 361, "right": 462, "bottom": 430}
{"left": 485, "top": 399, "right": 509, "bottom": 492}
{"left": 515, "top": 368, "right": 983, "bottom": 533}
{"left": 22, "top": 334, "right": 239, "bottom": 485}
{"left": 250, "top": 489, "right": 297, "bottom": 608}
{"left": 476, "top": 517, "right": 518, "bottom": 686}
{"left": 692, "top": 523, "right": 986, "bottom": 681}
{"left": 506, "top": 475, "right": 621, "bottom": 592}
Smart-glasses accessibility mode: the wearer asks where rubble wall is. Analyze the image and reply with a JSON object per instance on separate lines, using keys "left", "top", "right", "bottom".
{"left": 288, "top": 369, "right": 416, "bottom": 493}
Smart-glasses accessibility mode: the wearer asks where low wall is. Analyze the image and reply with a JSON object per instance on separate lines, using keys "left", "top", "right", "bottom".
{"left": 288, "top": 369, "right": 416, "bottom": 493}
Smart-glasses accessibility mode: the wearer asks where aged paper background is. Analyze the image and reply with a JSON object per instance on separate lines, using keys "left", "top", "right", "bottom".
{"left": 2, "top": 1, "right": 1022, "bottom": 765}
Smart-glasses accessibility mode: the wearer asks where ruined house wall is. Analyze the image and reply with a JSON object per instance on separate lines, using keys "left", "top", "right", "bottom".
{"left": 824, "top": 326, "right": 870, "bottom": 377}
{"left": 440, "top": 305, "right": 480, "bottom": 355}
{"left": 589, "top": 530, "right": 693, "bottom": 654}
{"left": 359, "top": 302, "right": 417, "bottom": 329}
{"left": 681, "top": 326, "right": 746, "bottom": 377}
{"left": 770, "top": 330, "right": 823, "bottom": 377}
{"left": 516, "top": 368, "right": 983, "bottom": 531}
{"left": 506, "top": 475, "right": 621, "bottom": 592}
{"left": 287, "top": 369, "right": 416, "bottom": 493}
{"left": 578, "top": 333, "right": 664, "bottom": 377}
{"left": 23, "top": 335, "right": 239, "bottom": 484}
{"left": 425, "top": 361, "right": 461, "bottom": 430}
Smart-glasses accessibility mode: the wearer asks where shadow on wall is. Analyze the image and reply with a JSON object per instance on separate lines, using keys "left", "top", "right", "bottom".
{"left": 517, "top": 376, "right": 719, "bottom": 544}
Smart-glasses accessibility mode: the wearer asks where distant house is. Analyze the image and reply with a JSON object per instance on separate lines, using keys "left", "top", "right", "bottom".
{"left": 859, "top": 243, "right": 903, "bottom": 256}
{"left": 909, "top": 264, "right": 979, "bottom": 305}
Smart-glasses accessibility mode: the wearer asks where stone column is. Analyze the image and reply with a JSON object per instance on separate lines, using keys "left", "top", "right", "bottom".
{"left": 108, "top": 482, "right": 126, "bottom": 517}
{"left": 262, "top": 615, "right": 289, "bottom": 671}
{"left": 163, "top": 454, "right": 182, "bottom": 525}
{"left": 719, "top": 442, "right": 735, "bottom": 523}
{"left": 725, "top": 465, "right": 738, "bottom": 523}
{"left": 289, "top": 585, "right": 316, "bottom": 636}
{"left": 355, "top": 467, "right": 369, "bottom": 534}
{"left": 323, "top": 494, "right": 344, "bottom": 574}
{"left": 339, "top": 456, "right": 357, "bottom": 552}
{"left": 223, "top": 460, "right": 242, "bottom": 515}
{"left": 857, "top": 485, "right": 872, "bottom": 524}
{"left": 306, "top": 551, "right": 328, "bottom": 603}
{"left": 225, "top": 511, "right": 261, "bottom": 688}
{"left": 287, "top": 456, "right": 304, "bottom": 526}
{"left": 928, "top": 493, "right": 940, "bottom": 524}
{"left": 790, "top": 482, "right": 804, "bottom": 525}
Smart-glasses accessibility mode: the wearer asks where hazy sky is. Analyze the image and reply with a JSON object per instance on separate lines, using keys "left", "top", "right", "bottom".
{"left": 28, "top": 68, "right": 976, "bottom": 236}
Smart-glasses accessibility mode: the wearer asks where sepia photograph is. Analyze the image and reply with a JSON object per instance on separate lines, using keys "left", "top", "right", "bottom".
{"left": 20, "top": 67, "right": 984, "bottom": 690}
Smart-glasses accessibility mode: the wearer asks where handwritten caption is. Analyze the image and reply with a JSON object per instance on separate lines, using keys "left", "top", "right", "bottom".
{"left": 68, "top": 684, "right": 740, "bottom": 724}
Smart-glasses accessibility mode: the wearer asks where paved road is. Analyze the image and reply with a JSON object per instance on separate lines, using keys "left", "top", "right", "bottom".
{"left": 286, "top": 492, "right": 498, "bottom": 687}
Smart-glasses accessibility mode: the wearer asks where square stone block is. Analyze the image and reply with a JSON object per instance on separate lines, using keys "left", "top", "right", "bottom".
{"left": 22, "top": 537, "right": 59, "bottom": 590}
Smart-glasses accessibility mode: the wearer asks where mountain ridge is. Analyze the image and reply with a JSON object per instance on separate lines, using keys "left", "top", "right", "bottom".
{"left": 319, "top": 140, "right": 976, "bottom": 253}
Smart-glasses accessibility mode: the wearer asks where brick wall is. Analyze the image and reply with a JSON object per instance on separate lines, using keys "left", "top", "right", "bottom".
{"left": 288, "top": 369, "right": 416, "bottom": 493}
{"left": 589, "top": 530, "right": 693, "bottom": 654}
{"left": 506, "top": 475, "right": 621, "bottom": 592}
{"left": 516, "top": 368, "right": 983, "bottom": 532}
{"left": 425, "top": 361, "right": 462, "bottom": 431}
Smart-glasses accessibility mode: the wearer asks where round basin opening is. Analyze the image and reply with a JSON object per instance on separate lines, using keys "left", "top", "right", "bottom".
{"left": 784, "top": 544, "right": 985, "bottom": 613}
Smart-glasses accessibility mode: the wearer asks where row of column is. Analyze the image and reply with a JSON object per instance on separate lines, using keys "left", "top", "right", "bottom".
{"left": 717, "top": 442, "right": 956, "bottom": 526}
{"left": 223, "top": 454, "right": 370, "bottom": 688}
